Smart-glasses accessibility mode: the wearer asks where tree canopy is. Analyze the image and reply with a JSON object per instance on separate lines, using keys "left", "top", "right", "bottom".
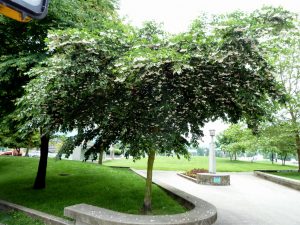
{"left": 18, "top": 10, "right": 286, "bottom": 211}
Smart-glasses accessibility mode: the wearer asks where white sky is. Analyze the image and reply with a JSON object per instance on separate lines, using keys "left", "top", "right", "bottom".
{"left": 119, "top": 0, "right": 300, "bottom": 33}
{"left": 118, "top": 0, "right": 300, "bottom": 144}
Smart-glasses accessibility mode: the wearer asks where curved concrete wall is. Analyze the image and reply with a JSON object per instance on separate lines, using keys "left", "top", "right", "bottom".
{"left": 64, "top": 169, "right": 217, "bottom": 225}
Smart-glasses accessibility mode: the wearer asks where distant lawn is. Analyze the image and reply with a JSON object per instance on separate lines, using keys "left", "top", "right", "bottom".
{"left": 0, "top": 210, "right": 45, "bottom": 225}
{"left": 270, "top": 172, "right": 300, "bottom": 181}
{"left": 0, "top": 157, "right": 185, "bottom": 217}
{"left": 104, "top": 156, "right": 297, "bottom": 172}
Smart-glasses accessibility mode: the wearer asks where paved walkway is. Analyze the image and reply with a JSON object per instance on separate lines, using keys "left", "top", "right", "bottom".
{"left": 137, "top": 170, "right": 300, "bottom": 225}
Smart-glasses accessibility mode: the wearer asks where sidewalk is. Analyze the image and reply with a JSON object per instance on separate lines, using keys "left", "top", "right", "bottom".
{"left": 137, "top": 170, "right": 300, "bottom": 225}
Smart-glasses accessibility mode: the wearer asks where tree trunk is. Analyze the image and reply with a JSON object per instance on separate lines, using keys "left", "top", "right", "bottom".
{"left": 110, "top": 148, "right": 114, "bottom": 160}
{"left": 142, "top": 150, "right": 155, "bottom": 214}
{"left": 295, "top": 133, "right": 300, "bottom": 172}
{"left": 98, "top": 146, "right": 104, "bottom": 165}
{"left": 280, "top": 155, "right": 284, "bottom": 166}
{"left": 25, "top": 148, "right": 29, "bottom": 157}
{"left": 271, "top": 152, "right": 274, "bottom": 164}
{"left": 234, "top": 152, "right": 237, "bottom": 161}
{"left": 33, "top": 132, "right": 49, "bottom": 189}
{"left": 280, "top": 154, "right": 284, "bottom": 165}
{"left": 288, "top": 110, "right": 300, "bottom": 172}
{"left": 283, "top": 154, "right": 287, "bottom": 166}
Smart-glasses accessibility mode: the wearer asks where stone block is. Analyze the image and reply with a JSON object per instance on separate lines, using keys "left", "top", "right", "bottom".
{"left": 254, "top": 171, "right": 300, "bottom": 191}
{"left": 0, "top": 200, "right": 72, "bottom": 225}
{"left": 196, "top": 173, "right": 230, "bottom": 186}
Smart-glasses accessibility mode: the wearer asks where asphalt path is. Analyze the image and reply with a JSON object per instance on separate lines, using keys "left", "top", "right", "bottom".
{"left": 137, "top": 170, "right": 300, "bottom": 225}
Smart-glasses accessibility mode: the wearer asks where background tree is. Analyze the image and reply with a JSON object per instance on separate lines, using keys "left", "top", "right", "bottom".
{"left": 258, "top": 122, "right": 296, "bottom": 165}
{"left": 217, "top": 124, "right": 257, "bottom": 160}
{"left": 212, "top": 6, "right": 300, "bottom": 170}
{"left": 263, "top": 19, "right": 300, "bottom": 169}
{"left": 0, "top": 112, "right": 40, "bottom": 153}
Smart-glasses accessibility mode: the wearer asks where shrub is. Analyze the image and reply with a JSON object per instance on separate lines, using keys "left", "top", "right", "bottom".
{"left": 184, "top": 168, "right": 208, "bottom": 178}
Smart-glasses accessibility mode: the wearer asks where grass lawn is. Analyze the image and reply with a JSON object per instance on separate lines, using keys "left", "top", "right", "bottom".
{"left": 104, "top": 156, "right": 297, "bottom": 172}
{"left": 0, "top": 157, "right": 186, "bottom": 217}
{"left": 0, "top": 210, "right": 45, "bottom": 225}
{"left": 270, "top": 172, "right": 300, "bottom": 181}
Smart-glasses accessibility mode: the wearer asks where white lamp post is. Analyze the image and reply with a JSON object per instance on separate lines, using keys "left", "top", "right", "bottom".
{"left": 209, "top": 129, "right": 216, "bottom": 174}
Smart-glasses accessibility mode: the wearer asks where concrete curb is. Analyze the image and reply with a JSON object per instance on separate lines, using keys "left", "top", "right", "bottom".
{"left": 177, "top": 173, "right": 198, "bottom": 183}
{"left": 64, "top": 169, "right": 217, "bottom": 225}
{"left": 0, "top": 200, "right": 73, "bottom": 225}
{"left": 254, "top": 171, "right": 300, "bottom": 191}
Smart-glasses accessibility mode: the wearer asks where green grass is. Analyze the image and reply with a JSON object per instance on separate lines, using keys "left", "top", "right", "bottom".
{"left": 270, "top": 172, "right": 300, "bottom": 181}
{"left": 104, "top": 156, "right": 297, "bottom": 172}
{"left": 0, "top": 210, "right": 45, "bottom": 225}
{"left": 0, "top": 157, "right": 186, "bottom": 217}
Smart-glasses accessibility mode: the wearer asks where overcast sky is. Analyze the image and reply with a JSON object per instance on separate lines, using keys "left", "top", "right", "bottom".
{"left": 119, "top": 0, "right": 300, "bottom": 33}
{"left": 118, "top": 0, "right": 299, "bottom": 144}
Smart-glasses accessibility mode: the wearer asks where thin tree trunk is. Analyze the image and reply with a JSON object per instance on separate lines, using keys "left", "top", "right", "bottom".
{"left": 283, "top": 154, "right": 287, "bottom": 166}
{"left": 142, "top": 150, "right": 155, "bottom": 214}
{"left": 288, "top": 109, "right": 300, "bottom": 172}
{"left": 111, "top": 148, "right": 114, "bottom": 160}
{"left": 280, "top": 154, "right": 284, "bottom": 165}
{"left": 271, "top": 152, "right": 274, "bottom": 164}
{"left": 98, "top": 146, "right": 104, "bottom": 165}
{"left": 25, "top": 148, "right": 29, "bottom": 157}
{"left": 295, "top": 133, "right": 300, "bottom": 172}
{"left": 234, "top": 152, "right": 237, "bottom": 161}
{"left": 33, "top": 132, "right": 49, "bottom": 189}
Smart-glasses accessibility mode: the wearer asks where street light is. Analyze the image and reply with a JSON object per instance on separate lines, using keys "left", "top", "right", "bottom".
{"left": 209, "top": 129, "right": 216, "bottom": 174}
{"left": 209, "top": 129, "right": 216, "bottom": 137}
{"left": 0, "top": 0, "right": 49, "bottom": 22}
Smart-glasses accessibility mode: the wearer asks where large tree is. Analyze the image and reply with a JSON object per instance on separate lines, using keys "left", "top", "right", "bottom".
{"left": 1, "top": 0, "right": 119, "bottom": 189}
{"left": 112, "top": 20, "right": 283, "bottom": 212}
{"left": 20, "top": 14, "right": 284, "bottom": 215}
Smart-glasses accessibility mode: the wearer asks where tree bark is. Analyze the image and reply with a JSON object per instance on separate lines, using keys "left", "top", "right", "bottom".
{"left": 279, "top": 154, "right": 283, "bottom": 165}
{"left": 110, "top": 148, "right": 114, "bottom": 160}
{"left": 271, "top": 152, "right": 274, "bottom": 164}
{"left": 283, "top": 154, "right": 287, "bottom": 166}
{"left": 33, "top": 132, "right": 49, "bottom": 189}
{"left": 288, "top": 109, "right": 300, "bottom": 172}
{"left": 295, "top": 133, "right": 300, "bottom": 172}
{"left": 25, "top": 148, "right": 29, "bottom": 157}
{"left": 98, "top": 146, "right": 104, "bottom": 165}
{"left": 142, "top": 150, "right": 155, "bottom": 214}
